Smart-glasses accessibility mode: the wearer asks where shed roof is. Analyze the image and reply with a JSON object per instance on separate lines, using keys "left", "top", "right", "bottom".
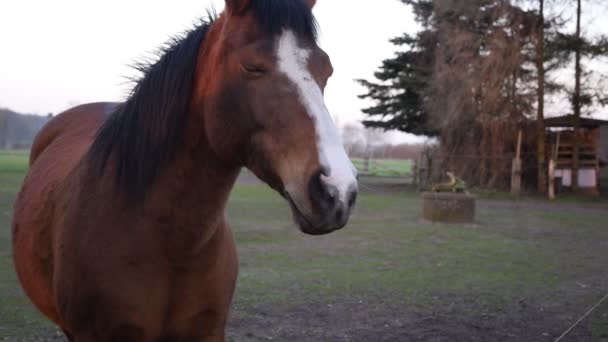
{"left": 544, "top": 115, "right": 608, "bottom": 129}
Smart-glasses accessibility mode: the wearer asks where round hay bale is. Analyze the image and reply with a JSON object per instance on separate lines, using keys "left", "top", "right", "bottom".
{"left": 421, "top": 192, "right": 475, "bottom": 224}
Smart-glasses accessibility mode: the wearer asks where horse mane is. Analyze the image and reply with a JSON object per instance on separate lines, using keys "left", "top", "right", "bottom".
{"left": 87, "top": 1, "right": 317, "bottom": 199}
{"left": 87, "top": 17, "right": 213, "bottom": 199}
{"left": 247, "top": 0, "right": 318, "bottom": 40}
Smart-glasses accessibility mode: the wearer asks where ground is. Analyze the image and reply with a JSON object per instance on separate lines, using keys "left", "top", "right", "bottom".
{"left": 1, "top": 151, "right": 607, "bottom": 341}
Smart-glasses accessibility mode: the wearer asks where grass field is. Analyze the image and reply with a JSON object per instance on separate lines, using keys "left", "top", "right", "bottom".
{"left": 1, "top": 152, "right": 608, "bottom": 341}
{"left": 0, "top": 151, "right": 28, "bottom": 174}
{"left": 352, "top": 158, "right": 412, "bottom": 177}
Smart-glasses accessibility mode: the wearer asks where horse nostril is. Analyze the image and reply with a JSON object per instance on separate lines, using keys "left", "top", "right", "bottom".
{"left": 335, "top": 207, "right": 344, "bottom": 222}
{"left": 347, "top": 190, "right": 357, "bottom": 209}
{"left": 309, "top": 169, "right": 338, "bottom": 212}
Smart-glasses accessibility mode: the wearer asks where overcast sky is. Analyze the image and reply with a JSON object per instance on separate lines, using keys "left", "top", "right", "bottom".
{"left": 0, "top": 0, "right": 425, "bottom": 143}
{"left": 0, "top": 1, "right": 606, "bottom": 144}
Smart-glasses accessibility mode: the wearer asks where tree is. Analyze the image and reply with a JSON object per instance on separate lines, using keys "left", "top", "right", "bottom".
{"left": 572, "top": 0, "right": 583, "bottom": 190}
{"left": 522, "top": 0, "right": 580, "bottom": 193}
{"left": 0, "top": 110, "right": 8, "bottom": 149}
{"left": 0, "top": 108, "right": 50, "bottom": 149}
{"left": 428, "top": 0, "right": 542, "bottom": 189}
{"left": 535, "top": 0, "right": 547, "bottom": 193}
{"left": 360, "top": 0, "right": 607, "bottom": 191}
{"left": 361, "top": 0, "right": 541, "bottom": 188}
{"left": 341, "top": 123, "right": 365, "bottom": 156}
{"left": 357, "top": 0, "right": 437, "bottom": 136}
{"left": 548, "top": 0, "right": 608, "bottom": 190}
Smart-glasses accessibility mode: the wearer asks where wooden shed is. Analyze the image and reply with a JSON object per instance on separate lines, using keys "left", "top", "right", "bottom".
{"left": 544, "top": 115, "right": 608, "bottom": 196}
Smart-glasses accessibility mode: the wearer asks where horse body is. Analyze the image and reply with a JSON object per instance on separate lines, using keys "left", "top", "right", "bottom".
{"left": 15, "top": 102, "right": 240, "bottom": 340}
{"left": 12, "top": 103, "right": 111, "bottom": 329}
{"left": 12, "top": 1, "right": 357, "bottom": 340}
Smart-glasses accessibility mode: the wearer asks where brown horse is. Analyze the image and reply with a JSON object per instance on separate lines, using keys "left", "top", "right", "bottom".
{"left": 11, "top": 0, "right": 358, "bottom": 341}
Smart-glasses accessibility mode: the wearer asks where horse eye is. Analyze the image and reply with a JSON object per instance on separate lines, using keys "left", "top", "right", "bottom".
{"left": 241, "top": 64, "right": 266, "bottom": 75}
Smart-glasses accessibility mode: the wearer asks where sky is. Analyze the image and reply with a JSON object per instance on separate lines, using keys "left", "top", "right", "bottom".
{"left": 1, "top": 1, "right": 607, "bottom": 144}
{"left": 0, "top": 0, "right": 424, "bottom": 143}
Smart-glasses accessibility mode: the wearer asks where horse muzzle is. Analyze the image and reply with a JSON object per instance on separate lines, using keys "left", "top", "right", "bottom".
{"left": 284, "top": 170, "right": 357, "bottom": 235}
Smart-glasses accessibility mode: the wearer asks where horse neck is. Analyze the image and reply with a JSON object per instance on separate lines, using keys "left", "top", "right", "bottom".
{"left": 142, "top": 16, "right": 241, "bottom": 232}
{"left": 141, "top": 143, "right": 241, "bottom": 234}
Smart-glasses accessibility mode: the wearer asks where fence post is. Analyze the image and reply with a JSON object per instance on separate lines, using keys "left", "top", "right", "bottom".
{"left": 511, "top": 158, "right": 522, "bottom": 196}
{"left": 548, "top": 159, "right": 556, "bottom": 200}
{"left": 418, "top": 154, "right": 429, "bottom": 192}
{"left": 511, "top": 129, "right": 523, "bottom": 196}
{"left": 412, "top": 159, "right": 418, "bottom": 186}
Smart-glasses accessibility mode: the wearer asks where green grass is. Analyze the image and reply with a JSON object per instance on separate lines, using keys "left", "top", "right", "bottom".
{"left": 1, "top": 152, "right": 608, "bottom": 340}
{"left": 352, "top": 158, "right": 412, "bottom": 177}
{"left": 0, "top": 153, "right": 50, "bottom": 340}
{"left": 0, "top": 151, "right": 28, "bottom": 174}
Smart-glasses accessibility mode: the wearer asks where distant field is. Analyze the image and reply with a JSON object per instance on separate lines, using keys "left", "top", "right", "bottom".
{"left": 0, "top": 151, "right": 28, "bottom": 174}
{"left": 1, "top": 152, "right": 413, "bottom": 178}
{"left": 352, "top": 158, "right": 412, "bottom": 177}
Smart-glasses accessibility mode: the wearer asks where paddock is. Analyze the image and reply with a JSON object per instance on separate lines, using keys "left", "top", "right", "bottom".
{"left": 1, "top": 151, "right": 607, "bottom": 341}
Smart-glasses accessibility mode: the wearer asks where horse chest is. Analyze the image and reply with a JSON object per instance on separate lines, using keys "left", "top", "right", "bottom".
{"left": 57, "top": 222, "right": 237, "bottom": 339}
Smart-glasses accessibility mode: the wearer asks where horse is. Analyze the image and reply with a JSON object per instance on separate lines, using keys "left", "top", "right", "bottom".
{"left": 11, "top": 0, "right": 358, "bottom": 340}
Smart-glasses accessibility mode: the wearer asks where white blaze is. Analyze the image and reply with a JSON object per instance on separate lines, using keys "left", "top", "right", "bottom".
{"left": 277, "top": 30, "right": 358, "bottom": 202}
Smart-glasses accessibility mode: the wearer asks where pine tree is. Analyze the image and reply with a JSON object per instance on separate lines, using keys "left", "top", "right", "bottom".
{"left": 356, "top": 0, "right": 437, "bottom": 136}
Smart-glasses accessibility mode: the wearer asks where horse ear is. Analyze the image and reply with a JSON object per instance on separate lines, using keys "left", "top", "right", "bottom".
{"left": 225, "top": 0, "right": 250, "bottom": 15}
{"left": 304, "top": 0, "right": 317, "bottom": 9}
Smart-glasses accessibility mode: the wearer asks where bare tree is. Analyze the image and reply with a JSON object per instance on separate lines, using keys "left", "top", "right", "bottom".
{"left": 341, "top": 123, "right": 365, "bottom": 156}
{"left": 363, "top": 127, "right": 387, "bottom": 158}
{"left": 428, "top": 0, "right": 537, "bottom": 189}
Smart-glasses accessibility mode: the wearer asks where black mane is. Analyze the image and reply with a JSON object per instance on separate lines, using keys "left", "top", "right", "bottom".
{"left": 88, "top": 1, "right": 317, "bottom": 199}
{"left": 87, "top": 19, "right": 212, "bottom": 199}
{"left": 248, "top": 0, "right": 318, "bottom": 40}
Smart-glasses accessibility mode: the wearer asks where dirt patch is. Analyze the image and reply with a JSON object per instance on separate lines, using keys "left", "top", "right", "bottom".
{"left": 7, "top": 292, "right": 606, "bottom": 342}
{"left": 228, "top": 292, "right": 606, "bottom": 342}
